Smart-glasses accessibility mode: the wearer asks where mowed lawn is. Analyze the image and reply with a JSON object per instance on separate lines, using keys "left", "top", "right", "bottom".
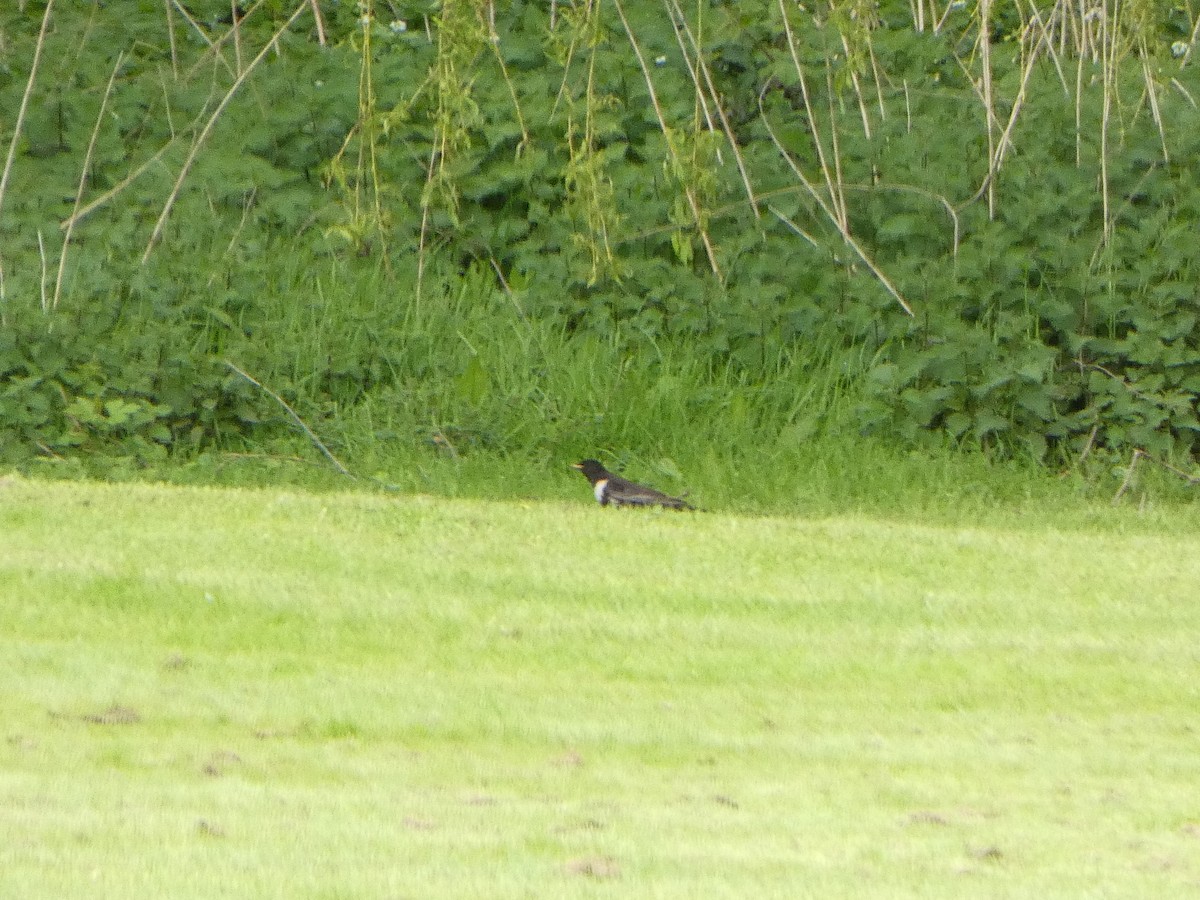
{"left": 1, "top": 475, "right": 1198, "bottom": 898}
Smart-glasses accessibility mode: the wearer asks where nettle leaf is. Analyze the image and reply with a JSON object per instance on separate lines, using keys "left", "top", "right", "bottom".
{"left": 875, "top": 213, "right": 922, "bottom": 245}
{"left": 1126, "top": 333, "right": 1165, "bottom": 366}
{"left": 103, "top": 399, "right": 144, "bottom": 428}
{"left": 945, "top": 411, "right": 971, "bottom": 438}
{"left": 971, "top": 372, "right": 1014, "bottom": 399}
{"left": 1016, "top": 349, "right": 1055, "bottom": 383}
{"left": 1015, "top": 384, "right": 1055, "bottom": 420}
{"left": 901, "top": 385, "right": 954, "bottom": 427}
{"left": 867, "top": 362, "right": 899, "bottom": 390}
{"left": 64, "top": 397, "right": 104, "bottom": 427}
{"left": 1023, "top": 431, "right": 1048, "bottom": 460}
{"left": 973, "top": 410, "right": 1010, "bottom": 440}
{"left": 1131, "top": 372, "right": 1166, "bottom": 394}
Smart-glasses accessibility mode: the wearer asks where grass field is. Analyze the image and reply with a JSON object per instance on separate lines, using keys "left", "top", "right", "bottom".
{"left": 2, "top": 474, "right": 1199, "bottom": 898}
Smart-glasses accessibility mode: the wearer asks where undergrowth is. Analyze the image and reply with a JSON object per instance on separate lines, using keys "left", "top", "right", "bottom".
{"left": 2, "top": 2, "right": 1200, "bottom": 490}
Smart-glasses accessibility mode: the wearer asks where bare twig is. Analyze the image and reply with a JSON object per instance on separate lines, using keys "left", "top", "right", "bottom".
{"left": 309, "top": 0, "right": 327, "bottom": 46}
{"left": 1149, "top": 454, "right": 1200, "bottom": 484}
{"left": 221, "top": 451, "right": 311, "bottom": 465}
{"left": 1112, "top": 448, "right": 1142, "bottom": 504}
{"left": 777, "top": 0, "right": 845, "bottom": 229}
{"left": 209, "top": 187, "right": 258, "bottom": 286}
{"left": 142, "top": 0, "right": 312, "bottom": 263}
{"left": 1179, "top": 11, "right": 1200, "bottom": 68}
{"left": 768, "top": 206, "right": 820, "bottom": 250}
{"left": 0, "top": 0, "right": 55, "bottom": 229}
{"left": 36, "top": 441, "right": 65, "bottom": 460}
{"left": 1076, "top": 422, "right": 1099, "bottom": 466}
{"left": 478, "top": 6, "right": 529, "bottom": 152}
{"left": 979, "top": 0, "right": 997, "bottom": 218}
{"left": 37, "top": 229, "right": 48, "bottom": 313}
{"left": 170, "top": 0, "right": 237, "bottom": 79}
{"left": 163, "top": 0, "right": 179, "bottom": 78}
{"left": 663, "top": 0, "right": 760, "bottom": 217}
{"left": 1113, "top": 447, "right": 1200, "bottom": 504}
{"left": 1081, "top": 361, "right": 1157, "bottom": 402}
{"left": 1141, "top": 52, "right": 1169, "bottom": 164}
{"left": 611, "top": 0, "right": 723, "bottom": 280}
{"left": 957, "top": 12, "right": 1046, "bottom": 213}
{"left": 1100, "top": 11, "right": 1113, "bottom": 248}
{"left": 758, "top": 85, "right": 915, "bottom": 317}
{"left": 55, "top": 52, "right": 125, "bottom": 311}
{"left": 416, "top": 144, "right": 437, "bottom": 307}
{"left": 223, "top": 360, "right": 355, "bottom": 479}
{"left": 60, "top": 139, "right": 180, "bottom": 231}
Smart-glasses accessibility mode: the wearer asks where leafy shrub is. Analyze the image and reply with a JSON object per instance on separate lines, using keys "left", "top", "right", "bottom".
{"left": 1, "top": 1, "right": 1199, "bottom": 468}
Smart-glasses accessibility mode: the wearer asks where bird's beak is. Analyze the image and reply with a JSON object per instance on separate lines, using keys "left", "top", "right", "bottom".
{"left": 571, "top": 462, "right": 582, "bottom": 470}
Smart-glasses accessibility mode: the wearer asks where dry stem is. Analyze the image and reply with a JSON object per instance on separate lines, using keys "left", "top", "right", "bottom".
{"left": 0, "top": 0, "right": 55, "bottom": 233}
{"left": 142, "top": 0, "right": 313, "bottom": 263}
{"left": 1113, "top": 448, "right": 1200, "bottom": 504}
{"left": 55, "top": 52, "right": 126, "bottom": 311}
{"left": 223, "top": 360, "right": 354, "bottom": 479}
{"left": 611, "top": 0, "right": 723, "bottom": 280}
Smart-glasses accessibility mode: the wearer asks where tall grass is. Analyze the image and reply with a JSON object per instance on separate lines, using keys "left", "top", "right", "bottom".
{"left": 283, "top": 264, "right": 873, "bottom": 484}
{"left": 224, "top": 261, "right": 1185, "bottom": 521}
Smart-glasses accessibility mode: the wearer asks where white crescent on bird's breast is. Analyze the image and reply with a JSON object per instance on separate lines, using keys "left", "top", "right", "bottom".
{"left": 593, "top": 478, "right": 608, "bottom": 504}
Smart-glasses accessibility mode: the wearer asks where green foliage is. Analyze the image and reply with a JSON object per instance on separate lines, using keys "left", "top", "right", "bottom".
{"left": 0, "top": 305, "right": 261, "bottom": 464}
{"left": 2, "top": 1, "right": 1200, "bottom": 471}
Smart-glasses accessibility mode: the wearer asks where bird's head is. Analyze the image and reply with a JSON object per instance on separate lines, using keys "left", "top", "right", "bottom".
{"left": 572, "top": 459, "right": 607, "bottom": 480}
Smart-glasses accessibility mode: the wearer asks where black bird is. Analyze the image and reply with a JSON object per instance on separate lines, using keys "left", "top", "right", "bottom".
{"left": 572, "top": 459, "right": 694, "bottom": 510}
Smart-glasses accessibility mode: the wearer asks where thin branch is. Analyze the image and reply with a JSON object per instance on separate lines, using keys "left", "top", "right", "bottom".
{"left": 1113, "top": 447, "right": 1200, "bottom": 504}
{"left": 768, "top": 206, "right": 820, "bottom": 251}
{"left": 55, "top": 52, "right": 125, "bottom": 311}
{"left": 1099, "top": 0, "right": 1114, "bottom": 249}
{"left": 142, "top": 0, "right": 311, "bottom": 263}
{"left": 37, "top": 230, "right": 48, "bottom": 314}
{"left": 1146, "top": 453, "right": 1200, "bottom": 484}
{"left": 1112, "top": 448, "right": 1142, "bottom": 504}
{"left": 778, "top": 0, "right": 845, "bottom": 229}
{"left": 0, "top": 0, "right": 55, "bottom": 229}
{"left": 170, "top": 0, "right": 237, "bottom": 79}
{"left": 309, "top": 0, "right": 327, "bottom": 45}
{"left": 611, "top": 0, "right": 723, "bottom": 280}
{"left": 163, "top": 0, "right": 179, "bottom": 78}
{"left": 663, "top": 0, "right": 760, "bottom": 217}
{"left": 979, "top": 0, "right": 997, "bottom": 218}
{"left": 223, "top": 360, "right": 354, "bottom": 479}
{"left": 956, "top": 19, "right": 1046, "bottom": 212}
{"left": 758, "top": 84, "right": 915, "bottom": 317}
{"left": 1076, "top": 422, "right": 1099, "bottom": 466}
{"left": 60, "top": 139, "right": 180, "bottom": 231}
{"left": 479, "top": 6, "right": 530, "bottom": 153}
{"left": 209, "top": 186, "right": 258, "bottom": 286}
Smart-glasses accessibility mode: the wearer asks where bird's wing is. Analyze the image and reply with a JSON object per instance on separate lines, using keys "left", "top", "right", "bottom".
{"left": 606, "top": 476, "right": 692, "bottom": 508}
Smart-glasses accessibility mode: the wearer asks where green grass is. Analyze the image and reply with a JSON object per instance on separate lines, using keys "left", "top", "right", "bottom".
{"left": 3, "top": 475, "right": 1199, "bottom": 898}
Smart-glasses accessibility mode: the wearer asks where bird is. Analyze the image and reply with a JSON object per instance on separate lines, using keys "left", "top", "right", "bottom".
{"left": 571, "top": 459, "right": 694, "bottom": 510}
